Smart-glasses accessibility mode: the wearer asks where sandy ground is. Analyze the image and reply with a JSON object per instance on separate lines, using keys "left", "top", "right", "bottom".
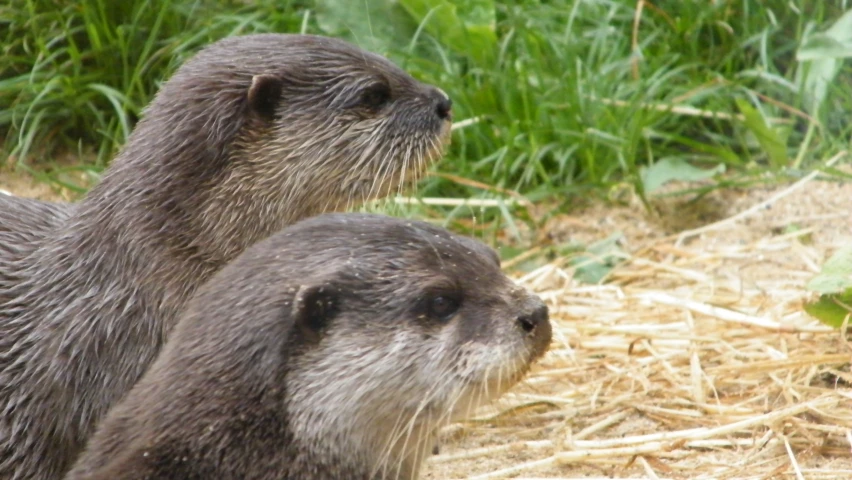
{"left": 0, "top": 168, "right": 71, "bottom": 202}
{"left": 1, "top": 161, "right": 851, "bottom": 479}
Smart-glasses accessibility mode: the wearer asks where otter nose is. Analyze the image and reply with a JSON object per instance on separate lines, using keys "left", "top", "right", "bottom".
{"left": 432, "top": 91, "right": 452, "bottom": 120}
{"left": 517, "top": 303, "right": 548, "bottom": 333}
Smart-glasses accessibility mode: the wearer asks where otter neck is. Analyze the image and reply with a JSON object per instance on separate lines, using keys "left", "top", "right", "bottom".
{"left": 77, "top": 123, "right": 292, "bottom": 270}
{"left": 288, "top": 397, "right": 436, "bottom": 479}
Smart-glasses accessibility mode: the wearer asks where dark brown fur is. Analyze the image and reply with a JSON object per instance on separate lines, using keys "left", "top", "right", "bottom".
{"left": 0, "top": 34, "right": 451, "bottom": 480}
{"left": 0, "top": 196, "right": 71, "bottom": 305}
{"left": 64, "top": 213, "right": 552, "bottom": 480}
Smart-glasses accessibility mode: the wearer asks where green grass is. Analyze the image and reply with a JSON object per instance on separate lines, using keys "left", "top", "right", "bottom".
{"left": 1, "top": 0, "right": 851, "bottom": 211}
{"left": 0, "top": 0, "right": 311, "bottom": 190}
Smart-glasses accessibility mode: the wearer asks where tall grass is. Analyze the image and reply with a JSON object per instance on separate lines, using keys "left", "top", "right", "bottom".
{"left": 0, "top": 0, "right": 308, "bottom": 179}
{"left": 1, "top": 0, "right": 850, "bottom": 201}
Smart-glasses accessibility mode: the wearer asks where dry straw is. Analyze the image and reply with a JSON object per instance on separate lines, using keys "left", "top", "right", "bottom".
{"left": 423, "top": 152, "right": 852, "bottom": 479}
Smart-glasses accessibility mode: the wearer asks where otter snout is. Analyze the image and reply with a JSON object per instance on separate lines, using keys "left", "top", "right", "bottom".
{"left": 430, "top": 88, "right": 453, "bottom": 120}
{"left": 517, "top": 296, "right": 552, "bottom": 359}
{"left": 517, "top": 303, "right": 548, "bottom": 333}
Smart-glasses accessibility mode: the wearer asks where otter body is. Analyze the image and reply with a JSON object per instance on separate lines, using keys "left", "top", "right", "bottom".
{"left": 0, "top": 197, "right": 70, "bottom": 304}
{"left": 0, "top": 34, "right": 451, "bottom": 480}
{"left": 64, "top": 213, "right": 552, "bottom": 480}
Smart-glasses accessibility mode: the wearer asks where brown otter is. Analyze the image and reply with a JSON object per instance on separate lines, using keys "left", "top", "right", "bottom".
{"left": 0, "top": 196, "right": 70, "bottom": 305}
{"left": 0, "top": 34, "right": 451, "bottom": 480}
{"left": 63, "top": 213, "right": 552, "bottom": 480}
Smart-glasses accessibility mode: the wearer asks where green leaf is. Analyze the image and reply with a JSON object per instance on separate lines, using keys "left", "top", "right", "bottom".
{"left": 796, "top": 35, "right": 852, "bottom": 61}
{"left": 807, "top": 274, "right": 852, "bottom": 295}
{"left": 734, "top": 98, "right": 787, "bottom": 167}
{"left": 804, "top": 246, "right": 852, "bottom": 328}
{"left": 806, "top": 246, "right": 852, "bottom": 294}
{"left": 396, "top": 0, "right": 497, "bottom": 64}
{"left": 804, "top": 289, "right": 852, "bottom": 328}
{"left": 314, "top": 0, "right": 413, "bottom": 54}
{"left": 819, "top": 246, "right": 852, "bottom": 275}
{"left": 639, "top": 158, "right": 725, "bottom": 194}
{"left": 570, "top": 232, "right": 628, "bottom": 285}
{"left": 795, "top": 8, "right": 852, "bottom": 113}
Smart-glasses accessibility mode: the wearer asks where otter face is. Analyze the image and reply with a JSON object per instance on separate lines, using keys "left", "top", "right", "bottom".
{"left": 228, "top": 35, "right": 452, "bottom": 222}
{"left": 283, "top": 215, "right": 552, "bottom": 478}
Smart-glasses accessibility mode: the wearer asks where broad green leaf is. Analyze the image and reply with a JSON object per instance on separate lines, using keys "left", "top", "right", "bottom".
{"left": 804, "top": 246, "right": 852, "bottom": 328}
{"left": 806, "top": 246, "right": 852, "bottom": 294}
{"left": 819, "top": 246, "right": 852, "bottom": 276}
{"left": 570, "top": 232, "right": 628, "bottom": 285}
{"left": 796, "top": 35, "right": 852, "bottom": 61}
{"left": 795, "top": 8, "right": 852, "bottom": 113}
{"left": 807, "top": 274, "right": 852, "bottom": 295}
{"left": 734, "top": 98, "right": 787, "bottom": 167}
{"left": 397, "top": 0, "right": 497, "bottom": 64}
{"left": 314, "top": 0, "right": 412, "bottom": 54}
{"left": 639, "top": 158, "right": 724, "bottom": 194}
{"left": 804, "top": 289, "right": 852, "bottom": 328}
{"left": 498, "top": 245, "right": 527, "bottom": 262}
{"left": 825, "top": 8, "right": 852, "bottom": 38}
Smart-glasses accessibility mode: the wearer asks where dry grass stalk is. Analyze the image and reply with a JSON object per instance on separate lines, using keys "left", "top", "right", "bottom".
{"left": 423, "top": 169, "right": 852, "bottom": 479}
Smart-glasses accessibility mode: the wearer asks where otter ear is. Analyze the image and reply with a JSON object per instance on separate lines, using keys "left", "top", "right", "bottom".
{"left": 292, "top": 284, "right": 339, "bottom": 343}
{"left": 247, "top": 74, "right": 283, "bottom": 119}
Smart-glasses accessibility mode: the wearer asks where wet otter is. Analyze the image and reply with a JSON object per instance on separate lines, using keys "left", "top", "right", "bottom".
{"left": 0, "top": 196, "right": 70, "bottom": 305}
{"left": 0, "top": 34, "right": 451, "bottom": 480}
{"left": 63, "top": 213, "right": 552, "bottom": 480}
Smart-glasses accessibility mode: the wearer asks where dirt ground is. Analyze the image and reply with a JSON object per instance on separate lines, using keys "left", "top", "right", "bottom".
{"left": 2, "top": 161, "right": 851, "bottom": 479}
{"left": 0, "top": 168, "right": 71, "bottom": 202}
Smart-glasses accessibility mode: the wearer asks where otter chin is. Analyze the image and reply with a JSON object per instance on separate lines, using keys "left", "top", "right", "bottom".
{"left": 0, "top": 34, "right": 451, "bottom": 480}
{"left": 63, "top": 213, "right": 552, "bottom": 480}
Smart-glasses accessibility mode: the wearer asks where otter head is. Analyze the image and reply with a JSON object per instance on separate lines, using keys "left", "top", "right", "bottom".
{"left": 230, "top": 35, "right": 453, "bottom": 210}
{"left": 272, "top": 214, "right": 552, "bottom": 478}
{"left": 101, "top": 34, "right": 452, "bottom": 263}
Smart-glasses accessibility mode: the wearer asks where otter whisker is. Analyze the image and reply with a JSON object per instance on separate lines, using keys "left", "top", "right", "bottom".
{"left": 396, "top": 141, "right": 412, "bottom": 199}
{"left": 366, "top": 146, "right": 394, "bottom": 204}
{"left": 375, "top": 358, "right": 466, "bottom": 478}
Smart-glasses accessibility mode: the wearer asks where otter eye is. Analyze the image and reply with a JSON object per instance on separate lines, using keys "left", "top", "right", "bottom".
{"left": 428, "top": 295, "right": 460, "bottom": 321}
{"left": 358, "top": 83, "right": 391, "bottom": 110}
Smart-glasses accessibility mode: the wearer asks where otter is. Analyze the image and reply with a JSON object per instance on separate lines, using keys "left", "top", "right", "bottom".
{"left": 0, "top": 196, "right": 70, "bottom": 305}
{"left": 63, "top": 213, "right": 552, "bottom": 480}
{"left": 0, "top": 34, "right": 451, "bottom": 480}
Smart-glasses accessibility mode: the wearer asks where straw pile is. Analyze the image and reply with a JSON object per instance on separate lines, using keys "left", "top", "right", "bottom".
{"left": 424, "top": 159, "right": 852, "bottom": 479}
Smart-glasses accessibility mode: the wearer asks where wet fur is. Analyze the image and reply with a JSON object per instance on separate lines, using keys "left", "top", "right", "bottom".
{"left": 0, "top": 34, "right": 450, "bottom": 480}
{"left": 0, "top": 196, "right": 71, "bottom": 305}
{"left": 64, "top": 213, "right": 552, "bottom": 480}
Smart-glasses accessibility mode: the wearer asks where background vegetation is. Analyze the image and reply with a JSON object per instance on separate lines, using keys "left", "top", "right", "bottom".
{"left": 1, "top": 0, "right": 851, "bottom": 206}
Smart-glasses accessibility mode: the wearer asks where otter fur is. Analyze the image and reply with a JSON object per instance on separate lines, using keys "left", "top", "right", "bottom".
{"left": 0, "top": 34, "right": 451, "bottom": 480}
{"left": 64, "top": 213, "right": 552, "bottom": 480}
{"left": 0, "top": 196, "right": 70, "bottom": 304}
